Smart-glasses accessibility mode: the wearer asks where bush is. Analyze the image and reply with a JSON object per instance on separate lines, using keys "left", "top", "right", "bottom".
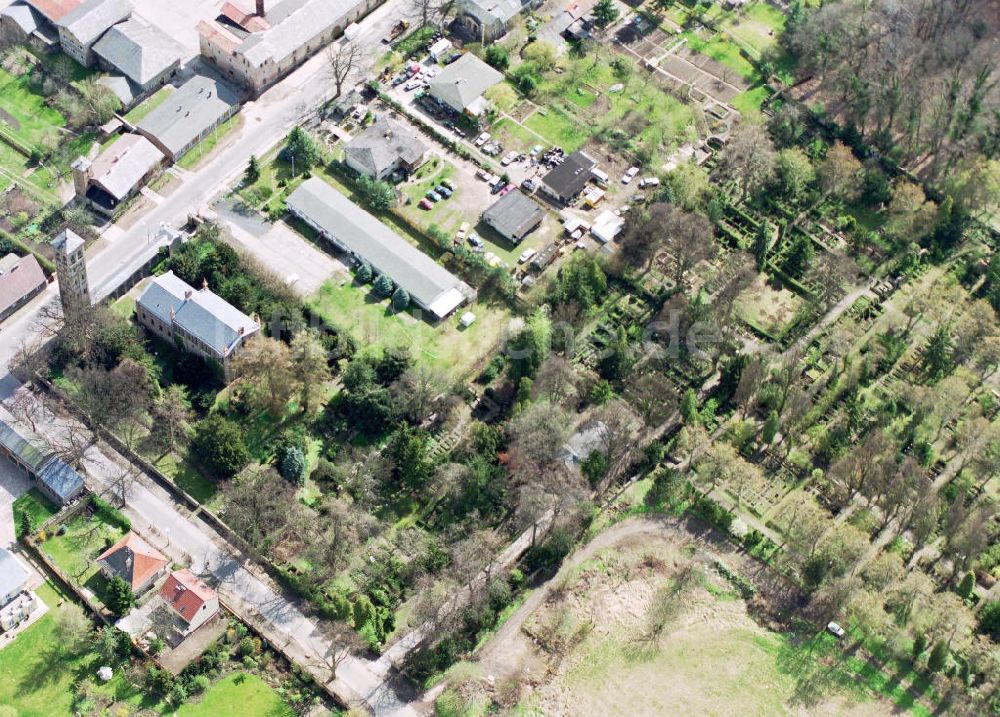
{"left": 355, "top": 262, "right": 373, "bottom": 284}
{"left": 239, "top": 636, "right": 256, "bottom": 656}
{"left": 279, "top": 445, "right": 306, "bottom": 485}
{"left": 106, "top": 575, "right": 135, "bottom": 616}
{"left": 192, "top": 415, "right": 251, "bottom": 479}
{"left": 977, "top": 600, "right": 1000, "bottom": 639}
{"left": 191, "top": 675, "right": 211, "bottom": 694}
{"left": 373, "top": 273, "right": 394, "bottom": 297}
{"left": 392, "top": 286, "right": 410, "bottom": 310}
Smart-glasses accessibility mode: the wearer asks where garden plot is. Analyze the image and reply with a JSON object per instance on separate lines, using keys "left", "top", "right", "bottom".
{"left": 735, "top": 275, "right": 808, "bottom": 340}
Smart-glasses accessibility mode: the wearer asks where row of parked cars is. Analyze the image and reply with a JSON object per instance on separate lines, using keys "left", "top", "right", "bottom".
{"left": 621, "top": 166, "right": 660, "bottom": 188}
{"left": 418, "top": 178, "right": 457, "bottom": 210}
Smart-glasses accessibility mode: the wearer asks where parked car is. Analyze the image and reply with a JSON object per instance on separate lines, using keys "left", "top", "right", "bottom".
{"left": 456, "top": 222, "right": 470, "bottom": 241}
{"left": 442, "top": 179, "right": 457, "bottom": 191}
{"left": 521, "top": 178, "right": 538, "bottom": 192}
{"left": 467, "top": 233, "right": 484, "bottom": 249}
{"left": 622, "top": 166, "right": 640, "bottom": 184}
{"left": 419, "top": 198, "right": 433, "bottom": 210}
{"left": 426, "top": 190, "right": 441, "bottom": 202}
{"left": 499, "top": 183, "right": 515, "bottom": 196}
{"left": 475, "top": 132, "right": 491, "bottom": 146}
{"left": 826, "top": 622, "right": 846, "bottom": 638}
{"left": 491, "top": 181, "right": 505, "bottom": 194}
{"left": 404, "top": 78, "right": 423, "bottom": 91}
{"left": 501, "top": 151, "right": 518, "bottom": 166}
{"left": 529, "top": 144, "right": 544, "bottom": 157}
{"left": 638, "top": 177, "right": 660, "bottom": 188}
{"left": 518, "top": 247, "right": 538, "bottom": 263}
{"left": 436, "top": 185, "right": 452, "bottom": 198}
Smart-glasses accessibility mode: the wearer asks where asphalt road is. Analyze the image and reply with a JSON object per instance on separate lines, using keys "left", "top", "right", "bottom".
{"left": 0, "top": 2, "right": 424, "bottom": 714}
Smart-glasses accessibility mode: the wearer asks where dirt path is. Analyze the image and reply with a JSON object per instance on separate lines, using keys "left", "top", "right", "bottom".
{"left": 474, "top": 516, "right": 687, "bottom": 670}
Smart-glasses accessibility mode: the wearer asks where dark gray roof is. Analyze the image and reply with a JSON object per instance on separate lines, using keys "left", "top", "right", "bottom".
{"left": 97, "top": 73, "right": 140, "bottom": 105}
{"left": 0, "top": 418, "right": 48, "bottom": 473}
{"left": 50, "top": 228, "right": 85, "bottom": 255}
{"left": 286, "top": 177, "right": 469, "bottom": 318}
{"left": 137, "top": 271, "right": 259, "bottom": 355}
{"left": 459, "top": 0, "right": 523, "bottom": 25}
{"left": 56, "top": 0, "right": 132, "bottom": 44}
{"left": 0, "top": 549, "right": 29, "bottom": 599}
{"left": 483, "top": 190, "right": 545, "bottom": 240}
{"left": 0, "top": 253, "right": 47, "bottom": 318}
{"left": 137, "top": 75, "right": 239, "bottom": 158}
{"left": 1, "top": 2, "right": 44, "bottom": 34}
{"left": 345, "top": 117, "right": 427, "bottom": 177}
{"left": 93, "top": 16, "right": 183, "bottom": 86}
{"left": 173, "top": 287, "right": 258, "bottom": 355}
{"left": 428, "top": 53, "right": 503, "bottom": 112}
{"left": 542, "top": 150, "right": 597, "bottom": 199}
{"left": 136, "top": 270, "right": 188, "bottom": 325}
{"left": 37, "top": 456, "right": 85, "bottom": 503}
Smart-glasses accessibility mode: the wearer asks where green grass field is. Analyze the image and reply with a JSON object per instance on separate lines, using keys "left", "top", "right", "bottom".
{"left": 12, "top": 488, "right": 58, "bottom": 537}
{"left": 523, "top": 106, "right": 589, "bottom": 152}
{"left": 0, "top": 67, "right": 67, "bottom": 148}
{"left": 309, "top": 279, "right": 510, "bottom": 380}
{"left": 175, "top": 673, "right": 294, "bottom": 717}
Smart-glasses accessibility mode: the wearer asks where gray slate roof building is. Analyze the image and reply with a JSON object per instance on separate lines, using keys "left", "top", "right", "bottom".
{"left": 241, "top": 0, "right": 359, "bottom": 67}
{"left": 0, "top": 418, "right": 48, "bottom": 473}
{"left": 344, "top": 117, "right": 428, "bottom": 180}
{"left": 453, "top": 0, "right": 524, "bottom": 42}
{"left": 428, "top": 53, "right": 502, "bottom": 115}
{"left": 136, "top": 75, "right": 240, "bottom": 161}
{"left": 540, "top": 150, "right": 597, "bottom": 203}
{"left": 136, "top": 271, "right": 260, "bottom": 359}
{"left": 482, "top": 190, "right": 545, "bottom": 244}
{"left": 37, "top": 457, "right": 85, "bottom": 504}
{"left": 287, "top": 177, "right": 472, "bottom": 319}
{"left": 85, "top": 133, "right": 164, "bottom": 205}
{"left": 1, "top": 1, "right": 59, "bottom": 44}
{"left": 93, "top": 16, "right": 183, "bottom": 87}
{"left": 56, "top": 0, "right": 131, "bottom": 45}
{"left": 0, "top": 549, "right": 29, "bottom": 604}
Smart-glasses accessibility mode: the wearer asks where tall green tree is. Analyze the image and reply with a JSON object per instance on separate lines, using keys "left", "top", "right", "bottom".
{"left": 285, "top": 126, "right": 320, "bottom": 171}
{"left": 245, "top": 155, "right": 261, "bottom": 184}
{"left": 592, "top": 0, "right": 619, "bottom": 30}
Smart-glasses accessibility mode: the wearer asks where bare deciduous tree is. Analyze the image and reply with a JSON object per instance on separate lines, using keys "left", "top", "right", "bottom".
{"left": 326, "top": 41, "right": 361, "bottom": 100}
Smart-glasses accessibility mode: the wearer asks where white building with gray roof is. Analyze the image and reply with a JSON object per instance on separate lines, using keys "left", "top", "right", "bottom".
{"left": 287, "top": 177, "right": 473, "bottom": 320}
{"left": 344, "top": 117, "right": 428, "bottom": 181}
{"left": 72, "top": 133, "right": 165, "bottom": 216}
{"left": 482, "top": 190, "right": 545, "bottom": 244}
{"left": 93, "top": 16, "right": 183, "bottom": 100}
{"left": 136, "top": 271, "right": 259, "bottom": 378}
{"left": 452, "top": 0, "right": 529, "bottom": 43}
{"left": 56, "top": 0, "right": 132, "bottom": 67}
{"left": 427, "top": 53, "right": 503, "bottom": 117}
{"left": 198, "top": 0, "right": 378, "bottom": 96}
{"left": 135, "top": 74, "right": 240, "bottom": 162}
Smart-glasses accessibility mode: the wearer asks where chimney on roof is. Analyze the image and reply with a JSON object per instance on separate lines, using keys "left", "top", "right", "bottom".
{"left": 256, "top": 0, "right": 265, "bottom": 17}
{"left": 201, "top": 277, "right": 208, "bottom": 290}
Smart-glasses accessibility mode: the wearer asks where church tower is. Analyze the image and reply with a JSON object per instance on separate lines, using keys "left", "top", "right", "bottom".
{"left": 50, "top": 229, "right": 91, "bottom": 313}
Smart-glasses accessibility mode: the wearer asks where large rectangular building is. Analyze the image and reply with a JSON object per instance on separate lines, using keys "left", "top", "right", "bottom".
{"left": 287, "top": 177, "right": 473, "bottom": 320}
{"left": 198, "top": 0, "right": 379, "bottom": 96}
{"left": 135, "top": 75, "right": 240, "bottom": 162}
{"left": 0, "top": 418, "right": 86, "bottom": 506}
{"left": 55, "top": 0, "right": 132, "bottom": 67}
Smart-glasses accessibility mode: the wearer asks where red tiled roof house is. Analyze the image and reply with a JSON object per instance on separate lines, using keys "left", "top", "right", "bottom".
{"left": 159, "top": 569, "right": 219, "bottom": 634}
{"left": 96, "top": 531, "right": 169, "bottom": 595}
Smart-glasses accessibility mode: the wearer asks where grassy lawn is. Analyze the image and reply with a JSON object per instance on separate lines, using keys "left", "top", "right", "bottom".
{"left": 721, "top": 2, "right": 787, "bottom": 56}
{"left": 681, "top": 31, "right": 759, "bottom": 82}
{"left": 309, "top": 279, "right": 510, "bottom": 381}
{"left": 41, "top": 509, "right": 126, "bottom": 605}
{"left": 523, "top": 106, "right": 589, "bottom": 153}
{"left": 175, "top": 673, "right": 294, "bottom": 717}
{"left": 0, "top": 582, "right": 142, "bottom": 717}
{"left": 12, "top": 488, "right": 58, "bottom": 537}
{"left": 731, "top": 86, "right": 771, "bottom": 115}
{"left": 111, "top": 291, "right": 137, "bottom": 319}
{"left": 492, "top": 117, "right": 546, "bottom": 153}
{"left": 123, "top": 84, "right": 174, "bottom": 124}
{"left": 153, "top": 451, "right": 220, "bottom": 506}
{"left": 177, "top": 115, "right": 242, "bottom": 170}
{"left": 0, "top": 67, "right": 67, "bottom": 148}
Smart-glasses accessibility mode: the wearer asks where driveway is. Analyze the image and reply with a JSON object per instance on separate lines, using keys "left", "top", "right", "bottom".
{"left": 0, "top": 458, "right": 31, "bottom": 549}
{"left": 214, "top": 198, "right": 346, "bottom": 296}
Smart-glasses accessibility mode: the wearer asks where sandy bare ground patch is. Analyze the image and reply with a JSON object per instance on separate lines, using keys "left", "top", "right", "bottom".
{"left": 449, "top": 517, "right": 906, "bottom": 717}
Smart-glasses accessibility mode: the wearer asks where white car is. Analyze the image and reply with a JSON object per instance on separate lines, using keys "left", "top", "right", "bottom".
{"left": 403, "top": 78, "right": 423, "bottom": 91}
{"left": 475, "top": 132, "right": 491, "bottom": 146}
{"left": 501, "top": 151, "right": 518, "bottom": 166}
{"left": 826, "top": 622, "right": 846, "bottom": 639}
{"left": 456, "top": 222, "right": 470, "bottom": 241}
{"left": 518, "top": 247, "right": 538, "bottom": 264}
{"left": 621, "top": 166, "right": 640, "bottom": 184}
{"left": 639, "top": 177, "right": 660, "bottom": 188}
